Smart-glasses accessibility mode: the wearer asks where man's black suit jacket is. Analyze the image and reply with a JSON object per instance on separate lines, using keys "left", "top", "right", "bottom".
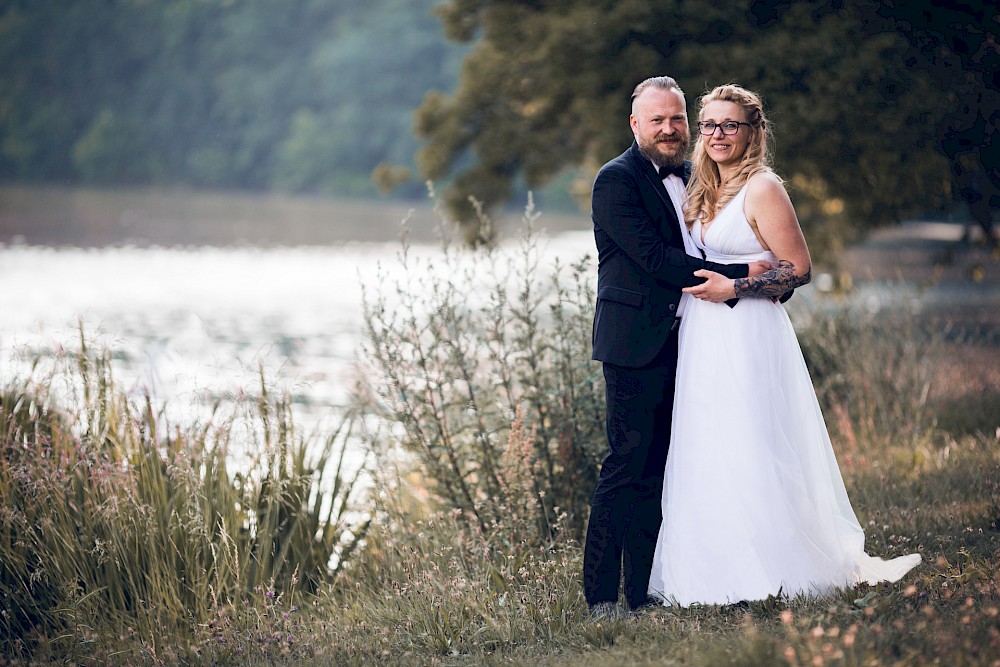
{"left": 591, "top": 142, "right": 750, "bottom": 368}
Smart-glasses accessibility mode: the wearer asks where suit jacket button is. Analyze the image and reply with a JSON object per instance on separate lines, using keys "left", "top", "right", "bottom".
{"left": 668, "top": 303, "right": 677, "bottom": 311}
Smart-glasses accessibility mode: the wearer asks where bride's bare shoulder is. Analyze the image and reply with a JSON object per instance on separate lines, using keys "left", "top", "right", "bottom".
{"left": 746, "top": 170, "right": 792, "bottom": 207}
{"left": 746, "top": 170, "right": 785, "bottom": 195}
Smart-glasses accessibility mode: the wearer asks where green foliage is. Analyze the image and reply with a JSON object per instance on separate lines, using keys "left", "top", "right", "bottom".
{"left": 337, "top": 508, "right": 585, "bottom": 661}
{"left": 0, "top": 0, "right": 467, "bottom": 198}
{"left": 0, "top": 336, "right": 367, "bottom": 661}
{"left": 360, "top": 198, "right": 605, "bottom": 544}
{"left": 418, "top": 0, "right": 996, "bottom": 236}
{"left": 72, "top": 109, "right": 160, "bottom": 183}
{"left": 2, "top": 0, "right": 994, "bottom": 241}
{"left": 0, "top": 0, "right": 156, "bottom": 181}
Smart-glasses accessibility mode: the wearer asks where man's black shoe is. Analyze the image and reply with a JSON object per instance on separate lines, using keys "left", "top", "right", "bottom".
{"left": 629, "top": 595, "right": 663, "bottom": 612}
{"left": 588, "top": 601, "right": 629, "bottom": 621}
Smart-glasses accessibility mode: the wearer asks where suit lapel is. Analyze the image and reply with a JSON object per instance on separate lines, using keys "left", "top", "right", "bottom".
{"left": 629, "top": 143, "right": 685, "bottom": 243}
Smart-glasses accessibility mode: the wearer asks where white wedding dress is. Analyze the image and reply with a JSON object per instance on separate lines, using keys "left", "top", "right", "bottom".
{"left": 648, "top": 184, "right": 920, "bottom": 606}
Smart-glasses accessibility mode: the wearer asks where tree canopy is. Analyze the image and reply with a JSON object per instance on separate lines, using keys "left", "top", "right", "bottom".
{"left": 0, "top": 0, "right": 467, "bottom": 198}
{"left": 2, "top": 0, "right": 995, "bottom": 243}
{"left": 416, "top": 0, "right": 998, "bottom": 242}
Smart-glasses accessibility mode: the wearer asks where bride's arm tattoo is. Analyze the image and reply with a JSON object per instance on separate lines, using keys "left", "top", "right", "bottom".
{"left": 733, "top": 260, "right": 811, "bottom": 298}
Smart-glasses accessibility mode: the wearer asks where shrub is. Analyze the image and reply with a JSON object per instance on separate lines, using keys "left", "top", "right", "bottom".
{"left": 359, "top": 197, "right": 605, "bottom": 546}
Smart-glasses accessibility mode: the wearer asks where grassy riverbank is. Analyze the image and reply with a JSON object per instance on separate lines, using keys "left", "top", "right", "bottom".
{"left": 2, "top": 216, "right": 998, "bottom": 666}
{"left": 4, "top": 354, "right": 997, "bottom": 666}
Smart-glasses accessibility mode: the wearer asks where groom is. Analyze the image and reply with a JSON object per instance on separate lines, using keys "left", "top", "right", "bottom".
{"left": 583, "top": 76, "right": 768, "bottom": 616}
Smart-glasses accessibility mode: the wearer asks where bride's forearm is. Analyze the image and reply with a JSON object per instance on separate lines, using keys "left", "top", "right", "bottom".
{"left": 733, "top": 260, "right": 810, "bottom": 298}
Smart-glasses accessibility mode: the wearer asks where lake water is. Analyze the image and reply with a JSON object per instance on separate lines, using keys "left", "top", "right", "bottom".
{"left": 0, "top": 233, "right": 598, "bottom": 434}
{"left": 3, "top": 221, "right": 991, "bottom": 439}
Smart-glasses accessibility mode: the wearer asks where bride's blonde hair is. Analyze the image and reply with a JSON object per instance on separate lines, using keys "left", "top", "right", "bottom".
{"left": 684, "top": 84, "right": 776, "bottom": 227}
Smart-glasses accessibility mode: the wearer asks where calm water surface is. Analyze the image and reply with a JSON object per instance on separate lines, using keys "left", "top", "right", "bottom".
{"left": 6, "top": 227, "right": 980, "bottom": 436}
{"left": 0, "top": 235, "right": 596, "bottom": 433}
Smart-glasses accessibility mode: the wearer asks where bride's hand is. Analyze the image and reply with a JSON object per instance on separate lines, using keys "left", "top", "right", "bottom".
{"left": 684, "top": 269, "right": 736, "bottom": 302}
{"left": 748, "top": 260, "right": 774, "bottom": 277}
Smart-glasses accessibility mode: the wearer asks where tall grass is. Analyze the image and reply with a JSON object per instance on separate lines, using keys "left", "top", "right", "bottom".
{"left": 797, "top": 299, "right": 940, "bottom": 466}
{"left": 0, "top": 334, "right": 367, "bottom": 662}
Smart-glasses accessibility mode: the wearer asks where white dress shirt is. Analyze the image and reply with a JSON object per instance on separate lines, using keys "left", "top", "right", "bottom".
{"left": 660, "top": 171, "right": 698, "bottom": 317}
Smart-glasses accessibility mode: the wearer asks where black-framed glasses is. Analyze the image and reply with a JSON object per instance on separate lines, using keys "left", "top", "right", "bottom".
{"left": 697, "top": 121, "right": 752, "bottom": 136}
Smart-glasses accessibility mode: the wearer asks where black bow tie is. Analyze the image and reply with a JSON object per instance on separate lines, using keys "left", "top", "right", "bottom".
{"left": 657, "top": 164, "right": 685, "bottom": 180}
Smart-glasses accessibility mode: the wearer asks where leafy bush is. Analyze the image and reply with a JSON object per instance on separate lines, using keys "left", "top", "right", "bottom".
{"left": 360, "top": 198, "right": 605, "bottom": 546}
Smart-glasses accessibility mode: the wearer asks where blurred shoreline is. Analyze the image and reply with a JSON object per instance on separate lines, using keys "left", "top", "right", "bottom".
{"left": 0, "top": 184, "right": 592, "bottom": 247}
{"left": 0, "top": 186, "right": 1000, "bottom": 438}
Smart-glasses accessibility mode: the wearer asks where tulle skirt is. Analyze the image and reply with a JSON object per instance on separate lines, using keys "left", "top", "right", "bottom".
{"left": 648, "top": 296, "right": 920, "bottom": 606}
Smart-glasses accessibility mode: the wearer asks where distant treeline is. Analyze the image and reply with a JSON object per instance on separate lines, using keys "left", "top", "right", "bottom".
{"left": 0, "top": 0, "right": 466, "bottom": 199}
{"left": 3, "top": 1, "right": 996, "bottom": 235}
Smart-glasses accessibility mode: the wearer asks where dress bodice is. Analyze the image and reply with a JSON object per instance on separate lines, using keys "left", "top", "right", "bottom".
{"left": 691, "top": 184, "right": 777, "bottom": 265}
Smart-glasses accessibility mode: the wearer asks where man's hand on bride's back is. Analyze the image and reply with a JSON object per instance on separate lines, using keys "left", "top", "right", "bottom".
{"left": 749, "top": 260, "right": 774, "bottom": 277}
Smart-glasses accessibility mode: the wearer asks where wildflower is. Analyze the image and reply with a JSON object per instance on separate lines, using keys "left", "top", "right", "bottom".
{"left": 780, "top": 610, "right": 793, "bottom": 624}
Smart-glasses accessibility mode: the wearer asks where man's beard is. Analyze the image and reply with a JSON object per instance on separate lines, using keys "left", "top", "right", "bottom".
{"left": 638, "top": 135, "right": 689, "bottom": 168}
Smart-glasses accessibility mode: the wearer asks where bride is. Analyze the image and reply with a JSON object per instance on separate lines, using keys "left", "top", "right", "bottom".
{"left": 647, "top": 84, "right": 921, "bottom": 606}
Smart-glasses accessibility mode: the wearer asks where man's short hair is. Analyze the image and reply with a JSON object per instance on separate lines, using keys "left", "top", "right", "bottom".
{"left": 631, "top": 76, "right": 685, "bottom": 105}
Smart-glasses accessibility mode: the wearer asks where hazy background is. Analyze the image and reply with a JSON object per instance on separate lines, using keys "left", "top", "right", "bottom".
{"left": 0, "top": 0, "right": 996, "bottom": 427}
{"left": 1, "top": 0, "right": 996, "bottom": 247}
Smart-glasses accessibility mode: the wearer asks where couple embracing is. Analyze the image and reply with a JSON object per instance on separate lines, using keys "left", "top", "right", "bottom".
{"left": 583, "top": 76, "right": 920, "bottom": 616}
